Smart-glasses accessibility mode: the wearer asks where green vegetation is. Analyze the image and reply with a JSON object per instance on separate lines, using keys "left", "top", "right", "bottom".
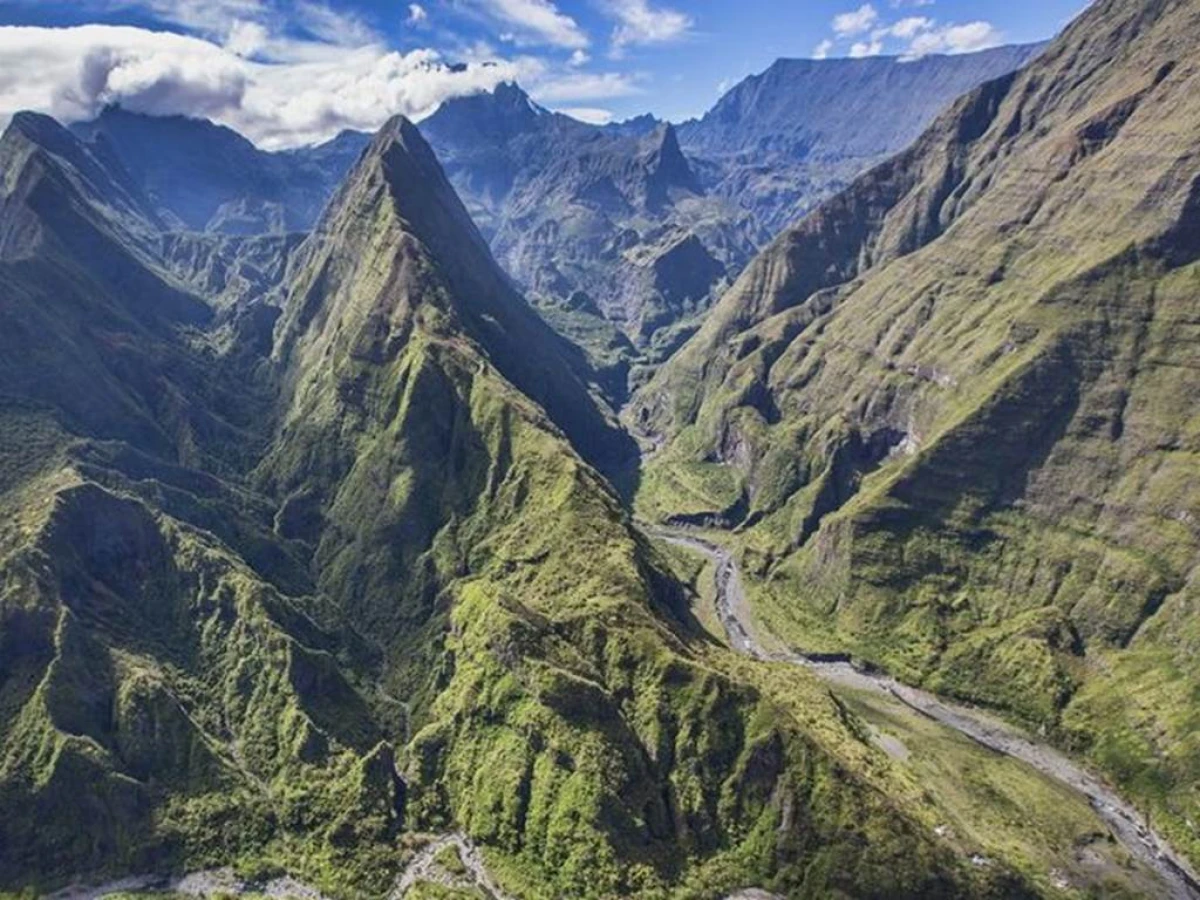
{"left": 631, "top": 0, "right": 1200, "bottom": 877}
{"left": 6, "top": 2, "right": 1198, "bottom": 890}
{"left": 0, "top": 107, "right": 1025, "bottom": 900}
{"left": 655, "top": 532, "right": 1177, "bottom": 898}
{"left": 431, "top": 844, "right": 469, "bottom": 879}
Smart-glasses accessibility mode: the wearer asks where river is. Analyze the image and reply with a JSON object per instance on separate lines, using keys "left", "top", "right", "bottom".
{"left": 649, "top": 525, "right": 1200, "bottom": 900}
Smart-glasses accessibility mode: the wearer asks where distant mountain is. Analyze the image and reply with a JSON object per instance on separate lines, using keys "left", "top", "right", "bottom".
{"left": 679, "top": 44, "right": 1046, "bottom": 234}
{"left": 603, "top": 112, "right": 664, "bottom": 138}
{"left": 418, "top": 49, "right": 1044, "bottom": 395}
{"left": 420, "top": 85, "right": 758, "bottom": 390}
{"left": 281, "top": 127, "right": 372, "bottom": 181}
{"left": 634, "top": 0, "right": 1200, "bottom": 871}
{"left": 65, "top": 48, "right": 1044, "bottom": 396}
{"left": 71, "top": 107, "right": 368, "bottom": 234}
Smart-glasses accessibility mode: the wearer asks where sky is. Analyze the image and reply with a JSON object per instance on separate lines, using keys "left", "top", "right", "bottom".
{"left": 0, "top": 0, "right": 1087, "bottom": 148}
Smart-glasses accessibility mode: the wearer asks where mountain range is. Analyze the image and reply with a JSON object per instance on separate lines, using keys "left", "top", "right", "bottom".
{"left": 2, "top": 1, "right": 1199, "bottom": 897}
{"left": 633, "top": 0, "right": 1200, "bottom": 876}
{"left": 0, "top": 95, "right": 1016, "bottom": 900}
{"left": 421, "top": 47, "right": 1042, "bottom": 394}
{"left": 676, "top": 44, "right": 1046, "bottom": 235}
{"left": 72, "top": 45, "right": 1040, "bottom": 402}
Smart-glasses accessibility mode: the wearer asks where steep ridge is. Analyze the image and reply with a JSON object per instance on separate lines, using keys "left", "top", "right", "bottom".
{"left": 418, "top": 54, "right": 1044, "bottom": 396}
{"left": 72, "top": 107, "right": 369, "bottom": 234}
{"left": 678, "top": 44, "right": 1046, "bottom": 235}
{"left": 635, "top": 0, "right": 1200, "bottom": 870}
{"left": 1, "top": 112, "right": 166, "bottom": 259}
{"left": 255, "top": 121, "right": 998, "bottom": 897}
{"left": 269, "top": 116, "right": 634, "bottom": 481}
{"left": 64, "top": 53, "right": 1045, "bottom": 400}
{"left": 0, "top": 113, "right": 356, "bottom": 884}
{"left": 680, "top": 45, "right": 1045, "bottom": 160}
{"left": 0, "top": 112, "right": 1024, "bottom": 899}
{"left": 0, "top": 112, "right": 231, "bottom": 456}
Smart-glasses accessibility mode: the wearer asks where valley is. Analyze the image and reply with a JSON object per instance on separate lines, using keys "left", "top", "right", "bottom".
{"left": 649, "top": 525, "right": 1200, "bottom": 899}
{"left": 1, "top": 0, "right": 1199, "bottom": 896}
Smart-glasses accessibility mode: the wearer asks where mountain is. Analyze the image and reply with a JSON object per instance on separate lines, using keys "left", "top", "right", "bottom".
{"left": 71, "top": 107, "right": 369, "bottom": 234}
{"left": 65, "top": 49, "right": 1044, "bottom": 400}
{"left": 418, "top": 50, "right": 1044, "bottom": 398}
{"left": 678, "top": 44, "right": 1046, "bottom": 235}
{"left": 0, "top": 108, "right": 1033, "bottom": 899}
{"left": 634, "top": 0, "right": 1200, "bottom": 869}
{"left": 421, "top": 85, "right": 758, "bottom": 391}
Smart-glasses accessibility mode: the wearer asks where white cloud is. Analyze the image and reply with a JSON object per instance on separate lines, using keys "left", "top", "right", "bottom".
{"left": 817, "top": 8, "right": 996, "bottom": 60}
{"left": 555, "top": 106, "right": 613, "bottom": 124}
{"left": 292, "top": 0, "right": 379, "bottom": 47}
{"left": 0, "top": 24, "right": 540, "bottom": 148}
{"left": 529, "top": 70, "right": 642, "bottom": 103}
{"left": 475, "top": 0, "right": 589, "bottom": 49}
{"left": 225, "top": 20, "right": 269, "bottom": 57}
{"left": 568, "top": 48, "right": 590, "bottom": 66}
{"left": 849, "top": 38, "right": 883, "bottom": 57}
{"left": 907, "top": 20, "right": 1000, "bottom": 56}
{"left": 407, "top": 4, "right": 428, "bottom": 26}
{"left": 885, "top": 15, "right": 933, "bottom": 38}
{"left": 832, "top": 4, "right": 878, "bottom": 36}
{"left": 91, "top": 0, "right": 380, "bottom": 50}
{"left": 115, "top": 0, "right": 268, "bottom": 37}
{"left": 607, "top": 0, "right": 692, "bottom": 49}
{"left": 87, "top": 0, "right": 387, "bottom": 64}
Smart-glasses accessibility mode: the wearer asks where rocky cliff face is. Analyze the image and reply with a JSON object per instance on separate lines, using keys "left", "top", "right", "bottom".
{"left": 419, "top": 51, "right": 1044, "bottom": 397}
{"left": 678, "top": 44, "right": 1045, "bottom": 235}
{"left": 421, "top": 87, "right": 757, "bottom": 393}
{"left": 0, "top": 108, "right": 1017, "bottom": 899}
{"left": 72, "top": 107, "right": 369, "bottom": 234}
{"left": 635, "top": 0, "right": 1200, "bottom": 867}
{"left": 66, "top": 49, "right": 1043, "bottom": 401}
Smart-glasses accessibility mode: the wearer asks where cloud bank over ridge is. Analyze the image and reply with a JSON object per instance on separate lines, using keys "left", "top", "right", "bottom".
{"left": 0, "top": 23, "right": 550, "bottom": 148}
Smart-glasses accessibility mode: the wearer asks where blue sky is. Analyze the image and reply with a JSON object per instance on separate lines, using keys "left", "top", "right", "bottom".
{"left": 0, "top": 0, "right": 1085, "bottom": 144}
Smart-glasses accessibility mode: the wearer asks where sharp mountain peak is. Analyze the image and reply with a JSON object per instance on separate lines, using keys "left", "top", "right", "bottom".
{"left": 321, "top": 112, "right": 493, "bottom": 272}
{"left": 278, "top": 113, "right": 635, "bottom": 474}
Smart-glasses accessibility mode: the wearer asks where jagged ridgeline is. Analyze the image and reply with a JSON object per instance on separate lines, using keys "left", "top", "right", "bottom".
{"left": 634, "top": 0, "right": 1200, "bottom": 868}
{"left": 59, "top": 47, "right": 1044, "bottom": 413}
{"left": 419, "top": 88, "right": 755, "bottom": 393}
{"left": 418, "top": 50, "right": 1042, "bottom": 396}
{"left": 0, "top": 107, "right": 1025, "bottom": 896}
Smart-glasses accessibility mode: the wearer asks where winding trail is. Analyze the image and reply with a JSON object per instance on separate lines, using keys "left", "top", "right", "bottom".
{"left": 48, "top": 870, "right": 331, "bottom": 900}
{"left": 649, "top": 526, "right": 1200, "bottom": 900}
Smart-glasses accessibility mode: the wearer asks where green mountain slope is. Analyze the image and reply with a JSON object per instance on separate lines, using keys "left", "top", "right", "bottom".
{"left": 633, "top": 0, "right": 1200, "bottom": 869}
{"left": 0, "top": 110, "right": 1023, "bottom": 898}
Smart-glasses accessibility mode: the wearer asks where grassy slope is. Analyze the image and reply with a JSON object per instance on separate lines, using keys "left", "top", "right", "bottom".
{"left": 0, "top": 115, "right": 1021, "bottom": 898}
{"left": 633, "top": 0, "right": 1200, "bottom": 870}
{"left": 654, "top": 533, "right": 1163, "bottom": 898}
{"left": 256, "top": 118, "right": 1010, "bottom": 899}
